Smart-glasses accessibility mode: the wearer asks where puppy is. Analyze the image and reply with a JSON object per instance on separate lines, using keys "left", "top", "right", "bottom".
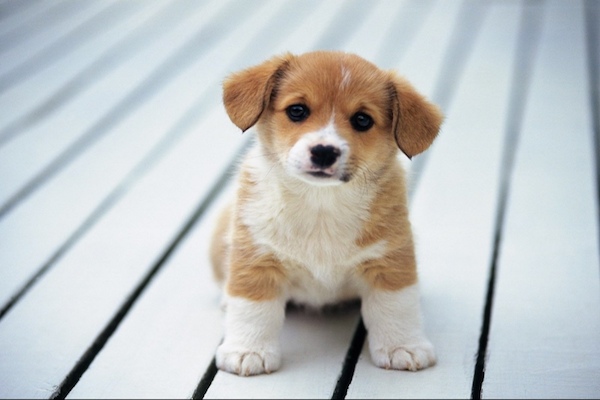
{"left": 209, "top": 51, "right": 442, "bottom": 376}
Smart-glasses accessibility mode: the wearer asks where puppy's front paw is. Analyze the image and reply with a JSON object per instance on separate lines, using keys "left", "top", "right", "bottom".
{"left": 216, "top": 343, "right": 281, "bottom": 376}
{"left": 370, "top": 340, "right": 436, "bottom": 371}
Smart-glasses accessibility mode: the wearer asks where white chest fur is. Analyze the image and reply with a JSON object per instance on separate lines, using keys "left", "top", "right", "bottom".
{"left": 238, "top": 146, "right": 388, "bottom": 305}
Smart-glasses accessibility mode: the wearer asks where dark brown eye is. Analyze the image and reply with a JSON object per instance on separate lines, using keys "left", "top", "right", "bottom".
{"left": 350, "top": 112, "right": 374, "bottom": 132}
{"left": 286, "top": 104, "right": 310, "bottom": 122}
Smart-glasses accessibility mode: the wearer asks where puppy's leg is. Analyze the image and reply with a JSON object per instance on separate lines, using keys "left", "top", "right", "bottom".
{"left": 217, "top": 295, "right": 285, "bottom": 376}
{"left": 358, "top": 245, "right": 435, "bottom": 371}
{"left": 216, "top": 233, "right": 287, "bottom": 376}
{"left": 361, "top": 283, "right": 435, "bottom": 371}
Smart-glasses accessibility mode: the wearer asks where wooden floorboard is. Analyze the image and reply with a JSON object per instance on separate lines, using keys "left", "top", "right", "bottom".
{"left": 0, "top": 0, "right": 598, "bottom": 399}
{"left": 483, "top": 1, "right": 600, "bottom": 397}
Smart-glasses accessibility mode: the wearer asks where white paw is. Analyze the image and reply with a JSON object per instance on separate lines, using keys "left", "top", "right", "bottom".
{"left": 370, "top": 341, "right": 436, "bottom": 371}
{"left": 216, "top": 343, "right": 281, "bottom": 376}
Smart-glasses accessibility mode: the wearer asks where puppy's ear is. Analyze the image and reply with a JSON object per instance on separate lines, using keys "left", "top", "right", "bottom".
{"left": 222, "top": 53, "right": 293, "bottom": 132}
{"left": 389, "top": 73, "right": 443, "bottom": 159}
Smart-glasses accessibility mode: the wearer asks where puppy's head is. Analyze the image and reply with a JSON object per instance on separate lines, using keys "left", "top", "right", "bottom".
{"left": 223, "top": 51, "right": 443, "bottom": 186}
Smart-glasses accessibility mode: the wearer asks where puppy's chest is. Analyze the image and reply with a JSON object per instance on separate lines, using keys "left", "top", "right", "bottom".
{"left": 241, "top": 187, "right": 377, "bottom": 271}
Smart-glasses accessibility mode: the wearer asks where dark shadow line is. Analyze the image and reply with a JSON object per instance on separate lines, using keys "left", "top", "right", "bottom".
{"left": 191, "top": 357, "right": 219, "bottom": 400}
{"left": 470, "top": 1, "right": 544, "bottom": 398}
{"left": 331, "top": 319, "right": 366, "bottom": 400}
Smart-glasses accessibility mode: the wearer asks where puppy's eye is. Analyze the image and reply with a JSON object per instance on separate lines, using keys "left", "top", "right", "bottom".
{"left": 286, "top": 104, "right": 310, "bottom": 122}
{"left": 350, "top": 112, "right": 374, "bottom": 132}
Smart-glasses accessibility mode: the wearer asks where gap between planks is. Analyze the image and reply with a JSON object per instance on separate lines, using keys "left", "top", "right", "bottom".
{"left": 471, "top": 1, "right": 544, "bottom": 398}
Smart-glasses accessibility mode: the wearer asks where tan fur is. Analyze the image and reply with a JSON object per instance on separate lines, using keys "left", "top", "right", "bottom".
{"left": 211, "top": 50, "right": 442, "bottom": 306}
{"left": 355, "top": 167, "right": 418, "bottom": 290}
{"left": 222, "top": 53, "right": 293, "bottom": 132}
{"left": 209, "top": 203, "right": 231, "bottom": 284}
{"left": 389, "top": 73, "right": 443, "bottom": 158}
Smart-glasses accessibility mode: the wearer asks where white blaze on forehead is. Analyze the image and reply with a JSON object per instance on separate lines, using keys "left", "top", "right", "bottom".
{"left": 318, "top": 114, "right": 338, "bottom": 139}
{"left": 292, "top": 114, "right": 347, "bottom": 152}
{"left": 341, "top": 65, "right": 351, "bottom": 89}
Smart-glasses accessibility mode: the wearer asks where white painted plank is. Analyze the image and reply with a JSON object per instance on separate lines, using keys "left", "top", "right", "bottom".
{"left": 347, "top": 1, "right": 522, "bottom": 398}
{"left": 0, "top": 0, "right": 225, "bottom": 306}
{"left": 482, "top": 1, "right": 600, "bottom": 398}
{"left": 341, "top": 0, "right": 408, "bottom": 61}
{"left": 0, "top": 0, "right": 269, "bottom": 301}
{"left": 0, "top": 0, "right": 121, "bottom": 77}
{"left": 0, "top": 0, "right": 166, "bottom": 129}
{"left": 395, "top": 0, "right": 463, "bottom": 99}
{"left": 0, "top": 65, "right": 261, "bottom": 400}
{"left": 0, "top": 0, "right": 213, "bottom": 208}
{"left": 388, "top": 0, "right": 464, "bottom": 176}
{"left": 60, "top": 142, "right": 237, "bottom": 400}
{"left": 64, "top": 180, "right": 234, "bottom": 399}
{"left": 0, "top": 0, "right": 75, "bottom": 40}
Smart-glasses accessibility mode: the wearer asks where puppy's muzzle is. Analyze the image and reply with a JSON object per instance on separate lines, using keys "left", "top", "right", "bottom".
{"left": 310, "top": 144, "right": 340, "bottom": 169}
{"left": 286, "top": 132, "right": 350, "bottom": 184}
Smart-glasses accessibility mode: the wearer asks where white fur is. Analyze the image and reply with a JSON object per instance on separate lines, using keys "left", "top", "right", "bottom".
{"left": 216, "top": 296, "right": 285, "bottom": 376}
{"left": 341, "top": 65, "right": 351, "bottom": 89}
{"left": 284, "top": 117, "right": 350, "bottom": 185}
{"left": 240, "top": 140, "right": 387, "bottom": 307}
{"left": 361, "top": 283, "right": 435, "bottom": 370}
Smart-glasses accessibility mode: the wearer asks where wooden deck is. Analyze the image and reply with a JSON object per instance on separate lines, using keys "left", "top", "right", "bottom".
{"left": 0, "top": 0, "right": 599, "bottom": 398}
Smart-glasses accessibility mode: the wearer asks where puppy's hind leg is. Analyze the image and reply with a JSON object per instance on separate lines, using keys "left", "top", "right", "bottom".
{"left": 209, "top": 203, "right": 232, "bottom": 285}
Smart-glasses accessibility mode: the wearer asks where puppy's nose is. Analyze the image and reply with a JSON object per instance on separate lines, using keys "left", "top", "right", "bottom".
{"left": 310, "top": 144, "right": 340, "bottom": 168}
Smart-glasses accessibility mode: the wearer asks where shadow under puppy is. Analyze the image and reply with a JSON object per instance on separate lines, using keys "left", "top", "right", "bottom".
{"left": 209, "top": 51, "right": 443, "bottom": 376}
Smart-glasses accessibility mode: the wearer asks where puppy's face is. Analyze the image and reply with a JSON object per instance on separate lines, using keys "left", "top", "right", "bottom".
{"left": 223, "top": 51, "right": 442, "bottom": 185}
{"left": 263, "top": 53, "right": 397, "bottom": 186}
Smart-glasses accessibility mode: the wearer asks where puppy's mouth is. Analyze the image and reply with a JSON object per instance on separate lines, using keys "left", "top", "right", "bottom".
{"left": 308, "top": 170, "right": 333, "bottom": 179}
{"left": 306, "top": 169, "right": 352, "bottom": 183}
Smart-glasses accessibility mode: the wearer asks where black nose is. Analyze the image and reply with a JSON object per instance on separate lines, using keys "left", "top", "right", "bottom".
{"left": 310, "top": 144, "right": 340, "bottom": 168}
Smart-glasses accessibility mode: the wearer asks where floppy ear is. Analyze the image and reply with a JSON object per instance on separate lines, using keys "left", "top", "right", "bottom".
{"left": 389, "top": 73, "right": 443, "bottom": 159}
{"left": 222, "top": 53, "right": 293, "bottom": 132}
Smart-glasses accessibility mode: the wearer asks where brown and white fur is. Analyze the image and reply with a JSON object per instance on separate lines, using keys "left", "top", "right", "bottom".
{"left": 209, "top": 51, "right": 443, "bottom": 376}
